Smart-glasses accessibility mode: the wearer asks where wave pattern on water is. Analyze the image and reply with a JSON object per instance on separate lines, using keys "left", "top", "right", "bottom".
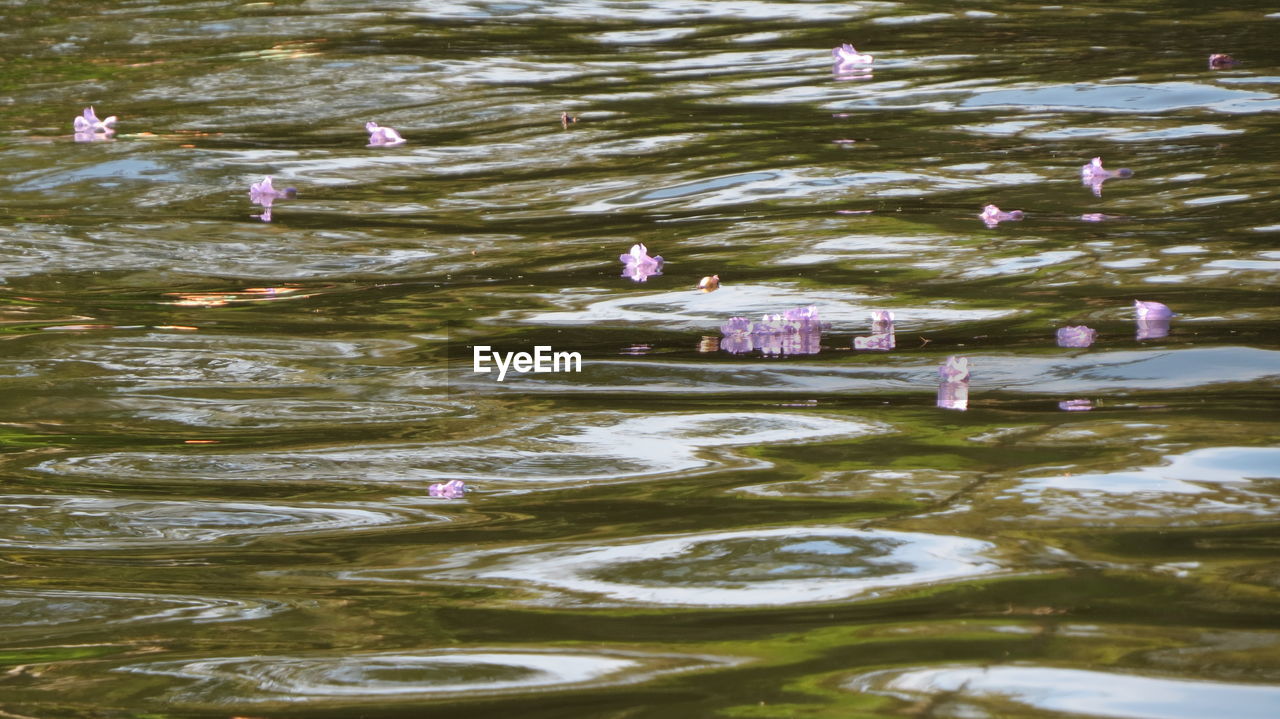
{"left": 0, "top": 0, "right": 1277, "bottom": 716}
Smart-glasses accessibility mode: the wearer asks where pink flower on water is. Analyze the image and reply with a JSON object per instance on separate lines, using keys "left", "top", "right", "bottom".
{"left": 937, "top": 356, "right": 970, "bottom": 411}
{"left": 1133, "top": 300, "right": 1172, "bottom": 320}
{"left": 832, "top": 43, "right": 874, "bottom": 80}
{"left": 853, "top": 310, "right": 895, "bottom": 351}
{"left": 1059, "top": 399, "right": 1093, "bottom": 412}
{"left": 73, "top": 106, "right": 116, "bottom": 134}
{"left": 248, "top": 175, "right": 296, "bottom": 223}
{"left": 619, "top": 243, "right": 664, "bottom": 282}
{"left": 1080, "top": 157, "right": 1132, "bottom": 197}
{"left": 1209, "top": 53, "right": 1239, "bottom": 69}
{"left": 720, "top": 306, "right": 824, "bottom": 356}
{"left": 979, "top": 204, "right": 1024, "bottom": 227}
{"left": 832, "top": 43, "right": 873, "bottom": 66}
{"left": 428, "top": 479, "right": 466, "bottom": 499}
{"left": 1056, "top": 325, "right": 1097, "bottom": 348}
{"left": 1134, "top": 300, "right": 1172, "bottom": 340}
{"left": 366, "top": 121, "right": 406, "bottom": 147}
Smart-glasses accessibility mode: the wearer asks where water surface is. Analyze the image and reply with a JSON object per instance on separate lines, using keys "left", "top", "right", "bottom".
{"left": 1, "top": 1, "right": 1278, "bottom": 717}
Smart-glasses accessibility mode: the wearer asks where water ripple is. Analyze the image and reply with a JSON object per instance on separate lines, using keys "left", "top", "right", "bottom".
{"left": 120, "top": 646, "right": 740, "bottom": 704}
{"left": 354, "top": 526, "right": 1005, "bottom": 607}
{"left": 33, "top": 412, "right": 886, "bottom": 488}
{"left": 0, "top": 495, "right": 437, "bottom": 549}
{"left": 847, "top": 664, "right": 1280, "bottom": 719}
{"left": 0, "top": 588, "right": 279, "bottom": 634}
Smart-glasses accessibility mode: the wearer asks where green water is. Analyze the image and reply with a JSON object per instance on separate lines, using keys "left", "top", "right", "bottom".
{"left": 1, "top": 1, "right": 1279, "bottom": 717}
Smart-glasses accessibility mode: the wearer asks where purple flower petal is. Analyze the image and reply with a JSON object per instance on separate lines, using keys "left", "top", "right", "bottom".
{"left": 721, "top": 316, "right": 753, "bottom": 335}
{"left": 73, "top": 106, "right": 115, "bottom": 134}
{"left": 249, "top": 175, "right": 296, "bottom": 222}
{"left": 783, "top": 305, "right": 819, "bottom": 323}
{"left": 853, "top": 332, "right": 895, "bottom": 351}
{"left": 428, "top": 479, "right": 466, "bottom": 499}
{"left": 619, "top": 243, "right": 664, "bottom": 282}
{"left": 1056, "top": 325, "right": 1097, "bottom": 348}
{"left": 719, "top": 333, "right": 755, "bottom": 354}
{"left": 938, "top": 355, "right": 970, "bottom": 383}
{"left": 1080, "top": 157, "right": 1132, "bottom": 197}
{"left": 832, "top": 43, "right": 873, "bottom": 66}
{"left": 979, "top": 204, "right": 1024, "bottom": 227}
{"left": 366, "top": 121, "right": 406, "bottom": 147}
{"left": 1133, "top": 300, "right": 1173, "bottom": 320}
{"left": 937, "top": 357, "right": 970, "bottom": 411}
{"left": 720, "top": 307, "right": 823, "bottom": 356}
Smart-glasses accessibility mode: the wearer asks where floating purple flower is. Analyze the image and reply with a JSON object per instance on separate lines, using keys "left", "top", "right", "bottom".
{"left": 428, "top": 479, "right": 466, "bottom": 499}
{"left": 1134, "top": 300, "right": 1172, "bottom": 340}
{"left": 853, "top": 310, "right": 896, "bottom": 351}
{"left": 782, "top": 305, "right": 819, "bottom": 323}
{"left": 832, "top": 43, "right": 874, "bottom": 80}
{"left": 937, "top": 355, "right": 970, "bottom": 411}
{"left": 1059, "top": 399, "right": 1093, "bottom": 412}
{"left": 719, "top": 317, "right": 755, "bottom": 354}
{"left": 73, "top": 106, "right": 116, "bottom": 134}
{"left": 248, "top": 175, "right": 296, "bottom": 223}
{"left": 366, "top": 121, "right": 406, "bottom": 147}
{"left": 619, "top": 243, "right": 664, "bottom": 282}
{"left": 853, "top": 333, "right": 894, "bottom": 351}
{"left": 832, "top": 43, "right": 873, "bottom": 67}
{"left": 1133, "top": 300, "right": 1172, "bottom": 320}
{"left": 1056, "top": 325, "right": 1097, "bottom": 348}
{"left": 1209, "top": 53, "right": 1239, "bottom": 69}
{"left": 1080, "top": 157, "right": 1132, "bottom": 197}
{"left": 720, "top": 306, "right": 824, "bottom": 356}
{"left": 979, "top": 204, "right": 1024, "bottom": 227}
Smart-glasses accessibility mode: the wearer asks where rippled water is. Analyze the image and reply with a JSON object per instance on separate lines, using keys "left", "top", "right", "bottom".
{"left": 2, "top": 1, "right": 1278, "bottom": 716}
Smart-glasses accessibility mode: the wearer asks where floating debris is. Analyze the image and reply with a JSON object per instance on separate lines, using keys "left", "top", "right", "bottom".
{"left": 1208, "top": 53, "right": 1239, "bottom": 69}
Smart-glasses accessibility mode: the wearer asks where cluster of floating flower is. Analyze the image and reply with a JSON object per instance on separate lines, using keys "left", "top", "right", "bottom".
{"left": 831, "top": 44, "right": 1237, "bottom": 219}
{"left": 619, "top": 234, "right": 1175, "bottom": 415}
{"left": 608, "top": 47, "right": 1189, "bottom": 414}
{"left": 71, "top": 106, "right": 406, "bottom": 222}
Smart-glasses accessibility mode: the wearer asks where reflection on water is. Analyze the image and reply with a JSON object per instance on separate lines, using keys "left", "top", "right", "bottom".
{"left": 121, "top": 647, "right": 739, "bottom": 704}
{"left": 0, "top": 589, "right": 279, "bottom": 633}
{"left": 848, "top": 664, "right": 1280, "bottom": 719}
{"left": 355, "top": 527, "right": 1004, "bottom": 607}
{"left": 1, "top": 0, "right": 1277, "bottom": 716}
{"left": 0, "top": 495, "right": 437, "bottom": 549}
